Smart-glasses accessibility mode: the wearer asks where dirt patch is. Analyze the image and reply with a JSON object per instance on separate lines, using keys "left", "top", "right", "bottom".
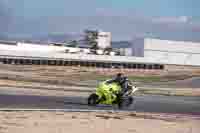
{"left": 0, "top": 64, "right": 199, "bottom": 86}
{"left": 127, "top": 113, "right": 180, "bottom": 122}
{"left": 0, "top": 111, "right": 199, "bottom": 133}
{"left": 95, "top": 114, "right": 123, "bottom": 120}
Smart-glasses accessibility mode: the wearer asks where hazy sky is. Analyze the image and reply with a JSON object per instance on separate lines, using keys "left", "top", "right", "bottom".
{"left": 5, "top": 0, "right": 199, "bottom": 17}
{"left": 1, "top": 0, "right": 200, "bottom": 41}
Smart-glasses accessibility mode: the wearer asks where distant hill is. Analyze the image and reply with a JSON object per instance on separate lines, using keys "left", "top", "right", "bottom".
{"left": 34, "top": 33, "right": 82, "bottom": 43}
{"left": 0, "top": 34, "right": 8, "bottom": 41}
{"left": 4, "top": 33, "right": 82, "bottom": 44}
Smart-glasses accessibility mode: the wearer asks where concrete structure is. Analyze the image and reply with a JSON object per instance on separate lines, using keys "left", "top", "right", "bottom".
{"left": 0, "top": 50, "right": 164, "bottom": 70}
{"left": 0, "top": 41, "right": 67, "bottom": 53}
{"left": 112, "top": 41, "right": 133, "bottom": 56}
{"left": 97, "top": 31, "right": 111, "bottom": 49}
{"left": 143, "top": 38, "right": 200, "bottom": 66}
{"left": 0, "top": 41, "right": 90, "bottom": 54}
{"left": 130, "top": 38, "right": 200, "bottom": 66}
{"left": 0, "top": 37, "right": 200, "bottom": 71}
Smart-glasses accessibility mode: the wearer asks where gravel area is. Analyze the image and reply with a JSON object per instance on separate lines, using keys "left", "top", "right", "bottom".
{"left": 0, "top": 111, "right": 199, "bottom": 133}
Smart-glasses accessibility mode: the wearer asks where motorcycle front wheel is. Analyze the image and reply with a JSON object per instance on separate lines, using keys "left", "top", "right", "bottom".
{"left": 118, "top": 96, "right": 134, "bottom": 109}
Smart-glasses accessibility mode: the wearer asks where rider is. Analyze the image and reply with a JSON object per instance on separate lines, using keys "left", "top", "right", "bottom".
{"left": 107, "top": 73, "right": 130, "bottom": 96}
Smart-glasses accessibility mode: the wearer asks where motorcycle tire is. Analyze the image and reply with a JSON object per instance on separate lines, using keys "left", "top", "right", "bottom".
{"left": 118, "top": 96, "right": 134, "bottom": 109}
{"left": 88, "top": 93, "right": 99, "bottom": 106}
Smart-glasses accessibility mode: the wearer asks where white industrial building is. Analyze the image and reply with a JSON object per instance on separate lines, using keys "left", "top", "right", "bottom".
{"left": 0, "top": 41, "right": 91, "bottom": 54}
{"left": 96, "top": 31, "right": 112, "bottom": 49}
{"left": 130, "top": 38, "right": 200, "bottom": 66}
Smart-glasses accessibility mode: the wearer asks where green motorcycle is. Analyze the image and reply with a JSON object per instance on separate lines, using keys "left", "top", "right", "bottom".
{"left": 87, "top": 79, "right": 138, "bottom": 109}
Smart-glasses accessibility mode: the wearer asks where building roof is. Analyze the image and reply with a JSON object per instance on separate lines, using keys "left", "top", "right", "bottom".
{"left": 0, "top": 40, "right": 17, "bottom": 45}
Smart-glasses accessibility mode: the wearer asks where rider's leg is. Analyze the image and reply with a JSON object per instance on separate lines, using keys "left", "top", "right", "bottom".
{"left": 121, "top": 81, "right": 129, "bottom": 96}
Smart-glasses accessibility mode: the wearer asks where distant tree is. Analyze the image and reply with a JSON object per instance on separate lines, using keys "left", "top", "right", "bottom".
{"left": 91, "top": 43, "right": 99, "bottom": 50}
{"left": 67, "top": 40, "right": 79, "bottom": 47}
{"left": 71, "top": 40, "right": 78, "bottom": 47}
{"left": 83, "top": 29, "right": 99, "bottom": 49}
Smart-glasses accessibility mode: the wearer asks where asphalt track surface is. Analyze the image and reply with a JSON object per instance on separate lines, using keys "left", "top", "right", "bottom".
{"left": 0, "top": 93, "right": 200, "bottom": 115}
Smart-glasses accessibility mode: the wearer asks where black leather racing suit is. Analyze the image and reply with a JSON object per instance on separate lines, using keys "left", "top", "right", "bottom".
{"left": 107, "top": 76, "right": 129, "bottom": 96}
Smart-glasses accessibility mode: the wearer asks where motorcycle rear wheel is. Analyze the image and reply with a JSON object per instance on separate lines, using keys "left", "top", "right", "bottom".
{"left": 88, "top": 93, "right": 99, "bottom": 106}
